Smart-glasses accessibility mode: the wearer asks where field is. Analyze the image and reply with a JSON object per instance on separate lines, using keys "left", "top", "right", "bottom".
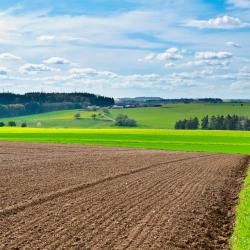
{"left": 232, "top": 166, "right": 250, "bottom": 249}
{"left": 1, "top": 104, "right": 250, "bottom": 249}
{"left": 0, "top": 142, "right": 248, "bottom": 249}
{"left": 0, "top": 127, "right": 250, "bottom": 155}
{"left": 2, "top": 103, "right": 250, "bottom": 129}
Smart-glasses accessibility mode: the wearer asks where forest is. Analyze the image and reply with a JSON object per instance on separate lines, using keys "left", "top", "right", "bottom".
{"left": 0, "top": 92, "right": 114, "bottom": 118}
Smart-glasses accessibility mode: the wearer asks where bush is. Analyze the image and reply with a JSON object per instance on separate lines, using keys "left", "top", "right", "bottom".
{"left": 102, "top": 108, "right": 110, "bottom": 115}
{"left": 8, "top": 121, "right": 16, "bottom": 127}
{"left": 74, "top": 113, "right": 81, "bottom": 119}
{"left": 0, "top": 122, "right": 5, "bottom": 127}
{"left": 21, "top": 122, "right": 27, "bottom": 127}
{"left": 115, "top": 114, "right": 137, "bottom": 127}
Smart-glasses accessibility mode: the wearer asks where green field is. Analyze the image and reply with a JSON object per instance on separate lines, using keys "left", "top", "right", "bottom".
{"left": 2, "top": 103, "right": 250, "bottom": 129}
{"left": 0, "top": 127, "right": 250, "bottom": 155}
{"left": 1, "top": 109, "right": 114, "bottom": 128}
{"left": 231, "top": 166, "right": 250, "bottom": 250}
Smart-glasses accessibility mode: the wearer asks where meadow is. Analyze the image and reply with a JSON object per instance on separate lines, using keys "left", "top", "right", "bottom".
{"left": 0, "top": 127, "right": 250, "bottom": 155}
{"left": 2, "top": 102, "right": 250, "bottom": 129}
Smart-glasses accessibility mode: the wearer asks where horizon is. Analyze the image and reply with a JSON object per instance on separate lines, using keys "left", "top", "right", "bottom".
{"left": 1, "top": 91, "right": 250, "bottom": 101}
{"left": 0, "top": 0, "right": 249, "bottom": 98}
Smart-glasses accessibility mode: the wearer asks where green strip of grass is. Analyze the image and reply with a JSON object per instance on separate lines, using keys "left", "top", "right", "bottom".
{"left": 231, "top": 166, "right": 250, "bottom": 250}
{"left": 0, "top": 128, "right": 250, "bottom": 155}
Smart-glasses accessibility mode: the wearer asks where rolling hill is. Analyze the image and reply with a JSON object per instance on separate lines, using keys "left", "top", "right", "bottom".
{"left": 1, "top": 103, "right": 250, "bottom": 129}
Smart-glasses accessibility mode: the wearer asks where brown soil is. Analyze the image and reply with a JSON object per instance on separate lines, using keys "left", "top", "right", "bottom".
{"left": 0, "top": 141, "right": 248, "bottom": 250}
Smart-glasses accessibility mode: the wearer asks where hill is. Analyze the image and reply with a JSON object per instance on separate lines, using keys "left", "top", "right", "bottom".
{"left": 2, "top": 102, "right": 250, "bottom": 129}
{"left": 0, "top": 92, "right": 114, "bottom": 118}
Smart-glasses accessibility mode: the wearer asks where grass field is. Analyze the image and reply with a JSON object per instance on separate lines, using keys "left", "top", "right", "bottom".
{"left": 231, "top": 166, "right": 250, "bottom": 250}
{"left": 2, "top": 103, "right": 250, "bottom": 129}
{"left": 0, "top": 127, "right": 250, "bottom": 155}
{"left": 1, "top": 109, "right": 113, "bottom": 128}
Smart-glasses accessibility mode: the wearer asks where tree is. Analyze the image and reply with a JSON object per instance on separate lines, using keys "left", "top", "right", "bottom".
{"left": 0, "top": 122, "right": 5, "bottom": 127}
{"left": 92, "top": 105, "right": 97, "bottom": 111}
{"left": 175, "top": 120, "right": 184, "bottom": 129}
{"left": 244, "top": 119, "right": 250, "bottom": 130}
{"left": 209, "top": 115, "right": 216, "bottom": 130}
{"left": 201, "top": 115, "right": 209, "bottom": 130}
{"left": 21, "top": 122, "right": 27, "bottom": 127}
{"left": 102, "top": 108, "right": 110, "bottom": 115}
{"left": 25, "top": 102, "right": 41, "bottom": 114}
{"left": 115, "top": 114, "right": 137, "bottom": 127}
{"left": 8, "top": 121, "right": 16, "bottom": 127}
{"left": 193, "top": 117, "right": 199, "bottom": 129}
{"left": 175, "top": 117, "right": 199, "bottom": 130}
{"left": 74, "top": 113, "right": 81, "bottom": 119}
{"left": 91, "top": 114, "right": 97, "bottom": 120}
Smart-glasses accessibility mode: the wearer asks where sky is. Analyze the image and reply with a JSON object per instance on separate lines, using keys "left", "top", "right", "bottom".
{"left": 0, "top": 0, "right": 250, "bottom": 98}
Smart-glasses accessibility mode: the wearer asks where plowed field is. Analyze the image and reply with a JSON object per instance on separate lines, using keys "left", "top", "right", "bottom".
{"left": 0, "top": 142, "right": 248, "bottom": 249}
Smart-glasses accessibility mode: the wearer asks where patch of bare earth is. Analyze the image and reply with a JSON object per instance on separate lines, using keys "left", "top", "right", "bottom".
{"left": 0, "top": 142, "right": 248, "bottom": 249}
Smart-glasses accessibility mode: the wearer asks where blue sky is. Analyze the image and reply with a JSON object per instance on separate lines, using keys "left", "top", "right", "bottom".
{"left": 0, "top": 0, "right": 249, "bottom": 98}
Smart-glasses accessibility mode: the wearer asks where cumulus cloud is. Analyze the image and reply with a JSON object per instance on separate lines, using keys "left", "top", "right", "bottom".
{"left": 170, "top": 70, "right": 214, "bottom": 80}
{"left": 226, "top": 41, "right": 241, "bottom": 48}
{"left": 142, "top": 48, "right": 184, "bottom": 62}
{"left": 40, "top": 67, "right": 194, "bottom": 90}
{"left": 69, "top": 68, "right": 118, "bottom": 79}
{"left": 44, "top": 57, "right": 71, "bottom": 65}
{"left": 195, "top": 51, "right": 233, "bottom": 60}
{"left": 185, "top": 60, "right": 230, "bottom": 67}
{"left": 227, "top": 0, "right": 250, "bottom": 8}
{"left": 37, "top": 35, "right": 55, "bottom": 42}
{"left": 157, "top": 48, "right": 183, "bottom": 60}
{"left": 231, "top": 80, "right": 250, "bottom": 90}
{"left": 19, "top": 64, "right": 59, "bottom": 74}
{"left": 0, "top": 53, "right": 21, "bottom": 60}
{"left": 186, "top": 16, "right": 248, "bottom": 29}
{"left": 164, "top": 62, "right": 176, "bottom": 68}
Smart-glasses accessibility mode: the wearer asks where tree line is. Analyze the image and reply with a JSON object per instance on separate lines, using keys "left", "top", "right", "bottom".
{"left": 0, "top": 92, "right": 114, "bottom": 118}
{"left": 175, "top": 115, "right": 250, "bottom": 131}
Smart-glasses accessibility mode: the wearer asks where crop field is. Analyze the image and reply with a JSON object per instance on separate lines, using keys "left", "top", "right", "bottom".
{"left": 0, "top": 142, "right": 248, "bottom": 249}
{"left": 2, "top": 103, "right": 250, "bottom": 129}
{"left": 0, "top": 127, "right": 250, "bottom": 155}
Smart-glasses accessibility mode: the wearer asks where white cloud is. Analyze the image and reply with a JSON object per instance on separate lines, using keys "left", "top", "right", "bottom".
{"left": 164, "top": 62, "right": 176, "bottom": 68}
{"left": 19, "top": 64, "right": 59, "bottom": 74}
{"left": 39, "top": 67, "right": 194, "bottom": 90}
{"left": 0, "top": 67, "right": 8, "bottom": 75}
{"left": 226, "top": 41, "right": 241, "bottom": 48}
{"left": 44, "top": 57, "right": 71, "bottom": 65}
{"left": 0, "top": 53, "right": 21, "bottom": 60}
{"left": 231, "top": 80, "right": 250, "bottom": 90}
{"left": 142, "top": 48, "right": 184, "bottom": 62}
{"left": 186, "top": 16, "right": 248, "bottom": 29}
{"left": 195, "top": 51, "right": 233, "bottom": 60}
{"left": 69, "top": 67, "right": 118, "bottom": 79}
{"left": 157, "top": 48, "right": 183, "bottom": 60}
{"left": 37, "top": 35, "right": 55, "bottom": 42}
{"left": 227, "top": 0, "right": 250, "bottom": 8}
{"left": 185, "top": 60, "right": 230, "bottom": 67}
{"left": 140, "top": 53, "right": 156, "bottom": 62}
{"left": 170, "top": 69, "right": 214, "bottom": 80}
